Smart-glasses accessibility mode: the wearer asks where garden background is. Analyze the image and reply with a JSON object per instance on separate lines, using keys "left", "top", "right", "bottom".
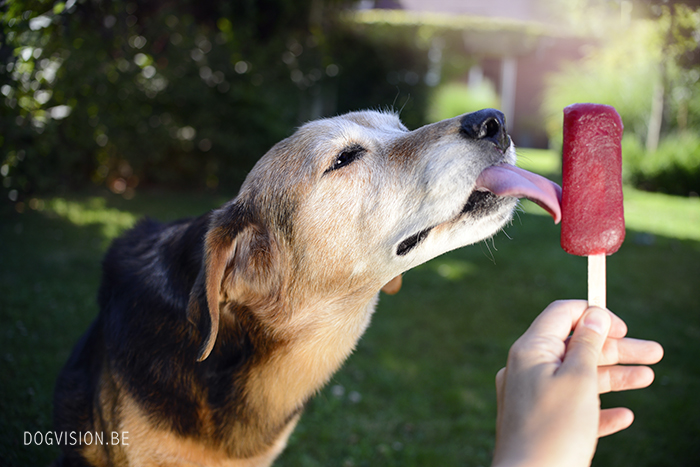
{"left": 2, "top": 0, "right": 699, "bottom": 465}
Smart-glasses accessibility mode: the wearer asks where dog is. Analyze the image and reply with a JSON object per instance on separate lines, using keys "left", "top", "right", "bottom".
{"left": 53, "top": 109, "right": 561, "bottom": 466}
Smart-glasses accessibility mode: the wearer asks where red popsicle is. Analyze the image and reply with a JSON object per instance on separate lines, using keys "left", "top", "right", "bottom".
{"left": 561, "top": 103, "right": 625, "bottom": 308}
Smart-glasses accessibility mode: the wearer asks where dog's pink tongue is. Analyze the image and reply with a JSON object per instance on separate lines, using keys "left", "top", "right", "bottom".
{"left": 475, "top": 164, "right": 562, "bottom": 223}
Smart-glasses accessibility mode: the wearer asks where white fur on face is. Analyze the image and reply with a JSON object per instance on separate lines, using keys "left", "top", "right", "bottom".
{"left": 262, "top": 110, "right": 519, "bottom": 293}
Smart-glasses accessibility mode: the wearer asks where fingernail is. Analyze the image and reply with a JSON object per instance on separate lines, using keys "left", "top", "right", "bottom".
{"left": 583, "top": 307, "right": 610, "bottom": 336}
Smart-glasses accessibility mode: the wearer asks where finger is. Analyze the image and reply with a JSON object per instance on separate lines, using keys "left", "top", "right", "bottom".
{"left": 563, "top": 310, "right": 627, "bottom": 349}
{"left": 495, "top": 367, "right": 506, "bottom": 424}
{"left": 561, "top": 307, "right": 611, "bottom": 372}
{"left": 495, "top": 367, "right": 506, "bottom": 394}
{"left": 599, "top": 337, "right": 664, "bottom": 366}
{"left": 528, "top": 301, "right": 626, "bottom": 344}
{"left": 598, "top": 365, "right": 655, "bottom": 394}
{"left": 599, "top": 407, "right": 635, "bottom": 437}
{"left": 607, "top": 311, "right": 628, "bottom": 339}
{"left": 526, "top": 300, "right": 590, "bottom": 342}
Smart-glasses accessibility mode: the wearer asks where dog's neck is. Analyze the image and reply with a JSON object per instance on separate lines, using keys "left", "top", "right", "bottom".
{"left": 250, "top": 294, "right": 378, "bottom": 411}
{"left": 207, "top": 289, "right": 379, "bottom": 458}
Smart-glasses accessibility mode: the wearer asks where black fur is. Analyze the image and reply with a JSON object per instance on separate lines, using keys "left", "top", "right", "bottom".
{"left": 53, "top": 205, "right": 283, "bottom": 461}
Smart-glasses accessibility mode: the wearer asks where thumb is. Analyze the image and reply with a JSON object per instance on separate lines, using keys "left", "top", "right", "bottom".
{"left": 562, "top": 307, "right": 611, "bottom": 371}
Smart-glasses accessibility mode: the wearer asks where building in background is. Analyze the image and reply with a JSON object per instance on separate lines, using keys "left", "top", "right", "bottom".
{"left": 355, "top": 0, "right": 591, "bottom": 148}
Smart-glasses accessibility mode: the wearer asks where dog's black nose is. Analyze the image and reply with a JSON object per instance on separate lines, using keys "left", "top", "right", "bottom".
{"left": 459, "top": 109, "right": 510, "bottom": 151}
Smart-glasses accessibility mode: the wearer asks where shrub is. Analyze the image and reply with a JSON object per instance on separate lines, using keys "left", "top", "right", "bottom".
{"left": 626, "top": 131, "right": 700, "bottom": 196}
{"left": 427, "top": 81, "right": 500, "bottom": 123}
{"left": 541, "top": 20, "right": 662, "bottom": 150}
{"left": 0, "top": 1, "right": 432, "bottom": 199}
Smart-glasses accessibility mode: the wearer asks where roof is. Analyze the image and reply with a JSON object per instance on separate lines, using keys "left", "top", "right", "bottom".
{"left": 386, "top": 0, "right": 551, "bottom": 24}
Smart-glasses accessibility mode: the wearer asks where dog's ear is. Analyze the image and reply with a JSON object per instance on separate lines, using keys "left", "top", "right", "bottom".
{"left": 381, "top": 274, "right": 402, "bottom": 295}
{"left": 189, "top": 201, "right": 283, "bottom": 362}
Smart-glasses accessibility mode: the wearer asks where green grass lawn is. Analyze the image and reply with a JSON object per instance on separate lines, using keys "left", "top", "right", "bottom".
{"left": 2, "top": 153, "right": 699, "bottom": 466}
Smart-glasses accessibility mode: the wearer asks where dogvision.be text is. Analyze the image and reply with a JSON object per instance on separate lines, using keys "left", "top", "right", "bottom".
{"left": 24, "top": 431, "right": 129, "bottom": 446}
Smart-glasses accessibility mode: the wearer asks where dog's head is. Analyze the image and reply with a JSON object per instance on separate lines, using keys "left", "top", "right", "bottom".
{"left": 192, "top": 109, "right": 561, "bottom": 360}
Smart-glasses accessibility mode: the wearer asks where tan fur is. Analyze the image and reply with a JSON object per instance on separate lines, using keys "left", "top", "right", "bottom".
{"left": 189, "top": 110, "right": 518, "bottom": 463}
{"left": 63, "top": 110, "right": 521, "bottom": 466}
{"left": 101, "top": 391, "right": 298, "bottom": 467}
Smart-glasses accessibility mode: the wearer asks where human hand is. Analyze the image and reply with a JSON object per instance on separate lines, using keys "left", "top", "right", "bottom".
{"left": 491, "top": 300, "right": 663, "bottom": 467}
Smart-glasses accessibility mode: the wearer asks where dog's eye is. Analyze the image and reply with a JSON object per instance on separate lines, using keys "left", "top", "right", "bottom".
{"left": 326, "top": 145, "right": 365, "bottom": 173}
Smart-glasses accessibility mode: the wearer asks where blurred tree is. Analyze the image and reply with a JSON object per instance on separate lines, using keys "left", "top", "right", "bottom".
{"left": 541, "top": 1, "right": 700, "bottom": 195}
{"left": 1, "top": 0, "right": 431, "bottom": 199}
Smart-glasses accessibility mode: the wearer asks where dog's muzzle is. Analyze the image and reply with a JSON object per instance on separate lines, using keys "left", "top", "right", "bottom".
{"left": 395, "top": 109, "right": 562, "bottom": 257}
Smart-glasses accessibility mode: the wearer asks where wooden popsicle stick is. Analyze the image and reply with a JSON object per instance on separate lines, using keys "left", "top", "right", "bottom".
{"left": 588, "top": 253, "right": 606, "bottom": 308}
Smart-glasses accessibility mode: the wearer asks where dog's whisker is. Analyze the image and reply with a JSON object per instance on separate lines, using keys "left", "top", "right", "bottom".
{"left": 513, "top": 208, "right": 524, "bottom": 225}
{"left": 481, "top": 238, "right": 497, "bottom": 264}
